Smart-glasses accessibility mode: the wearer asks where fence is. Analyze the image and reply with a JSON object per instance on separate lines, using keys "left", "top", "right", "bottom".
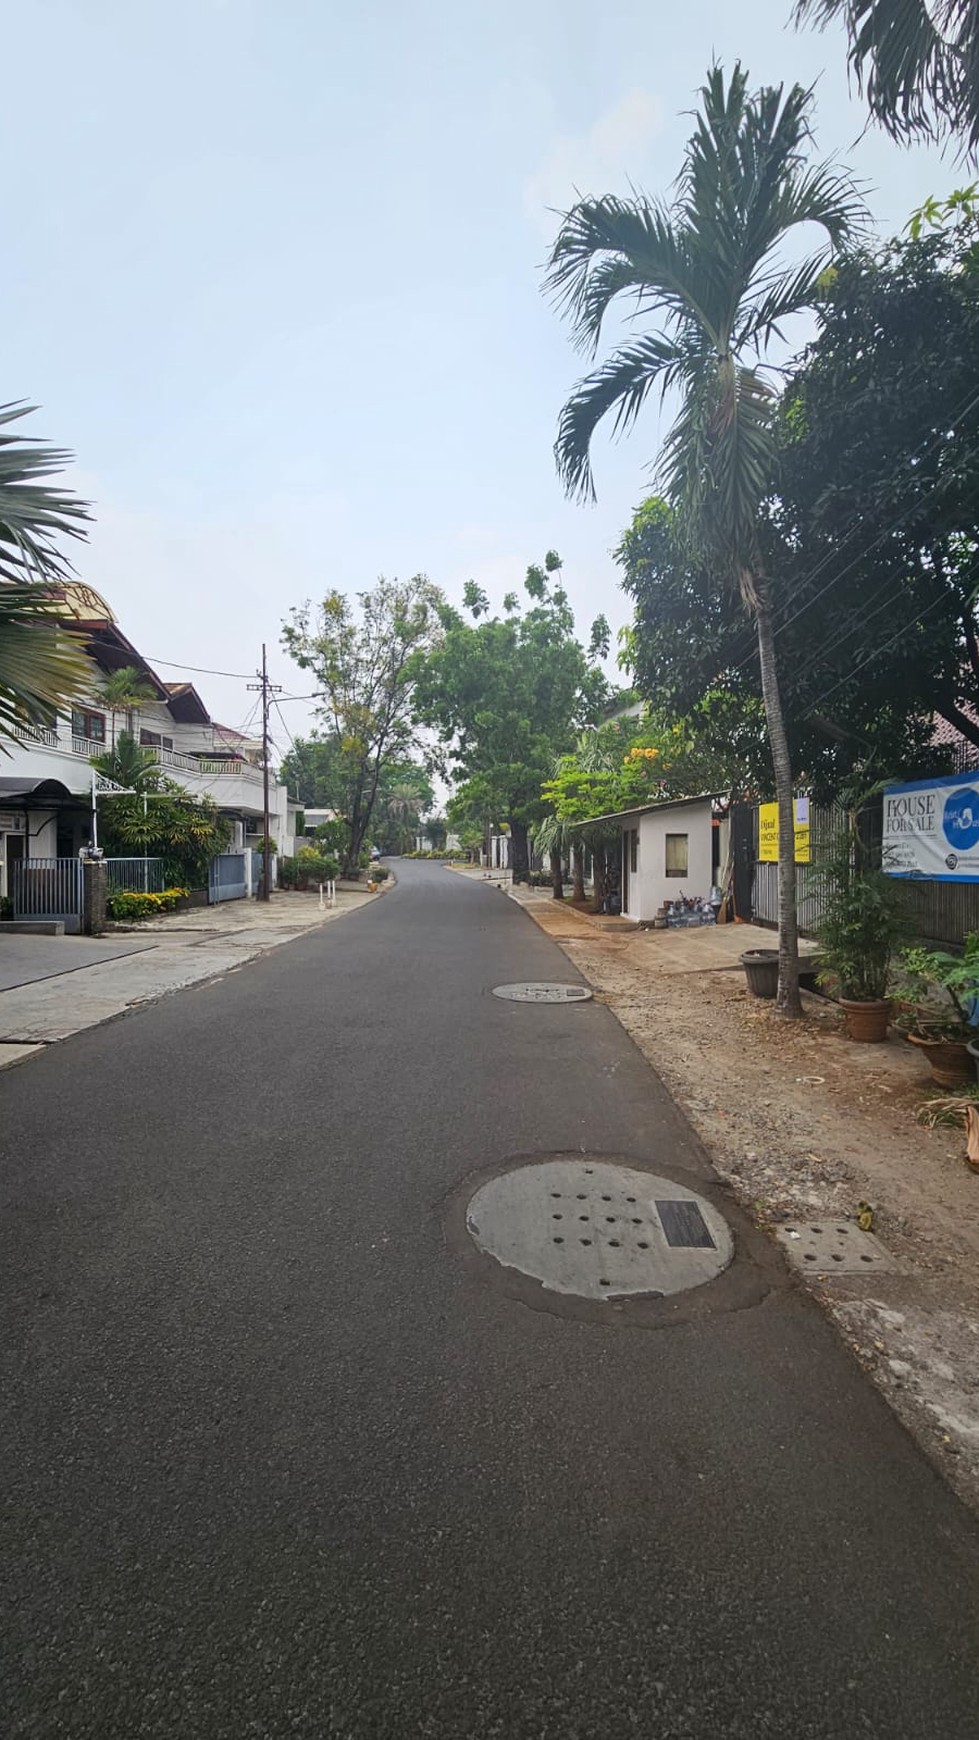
{"left": 11, "top": 858, "right": 84, "bottom": 932}
{"left": 105, "top": 857, "right": 164, "bottom": 895}
{"left": 742, "top": 795, "right": 979, "bottom": 947}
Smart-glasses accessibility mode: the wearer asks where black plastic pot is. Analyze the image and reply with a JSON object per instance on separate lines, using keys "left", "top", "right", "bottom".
{"left": 741, "top": 948, "right": 779, "bottom": 999}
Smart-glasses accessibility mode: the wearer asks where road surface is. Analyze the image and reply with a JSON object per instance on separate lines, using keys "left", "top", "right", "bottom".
{"left": 4, "top": 859, "right": 979, "bottom": 1738}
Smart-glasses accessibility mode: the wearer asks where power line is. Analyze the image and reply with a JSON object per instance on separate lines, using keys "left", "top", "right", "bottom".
{"left": 145, "top": 655, "right": 254, "bottom": 679}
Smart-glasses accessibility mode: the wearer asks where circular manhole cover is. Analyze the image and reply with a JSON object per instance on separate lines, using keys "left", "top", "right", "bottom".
{"left": 466, "top": 1159, "right": 732, "bottom": 1301}
{"left": 492, "top": 982, "right": 593, "bottom": 1003}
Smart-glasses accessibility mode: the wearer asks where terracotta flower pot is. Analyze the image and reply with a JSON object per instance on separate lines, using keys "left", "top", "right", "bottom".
{"left": 907, "top": 1029, "right": 974, "bottom": 1087}
{"left": 839, "top": 997, "right": 891, "bottom": 1043}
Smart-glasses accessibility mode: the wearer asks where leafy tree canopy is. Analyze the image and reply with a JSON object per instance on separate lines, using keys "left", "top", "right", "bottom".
{"left": 283, "top": 574, "right": 443, "bottom": 873}
{"left": 620, "top": 209, "right": 979, "bottom": 796}
{"left": 410, "top": 554, "right": 610, "bottom": 879}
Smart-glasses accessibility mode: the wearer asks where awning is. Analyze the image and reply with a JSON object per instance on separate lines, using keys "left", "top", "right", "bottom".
{"left": 0, "top": 776, "right": 80, "bottom": 802}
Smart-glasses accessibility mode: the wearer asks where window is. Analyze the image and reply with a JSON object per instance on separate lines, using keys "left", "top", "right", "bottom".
{"left": 71, "top": 708, "right": 105, "bottom": 742}
{"left": 630, "top": 829, "right": 638, "bottom": 874}
{"left": 665, "top": 832, "right": 688, "bottom": 877}
{"left": 140, "top": 729, "right": 174, "bottom": 750}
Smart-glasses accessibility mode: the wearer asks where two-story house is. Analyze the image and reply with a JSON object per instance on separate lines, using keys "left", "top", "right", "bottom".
{"left": 0, "top": 581, "right": 299, "bottom": 898}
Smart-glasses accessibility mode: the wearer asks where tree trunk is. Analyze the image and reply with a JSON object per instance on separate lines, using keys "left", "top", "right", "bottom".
{"left": 571, "top": 841, "right": 585, "bottom": 903}
{"left": 510, "top": 820, "right": 530, "bottom": 883}
{"left": 753, "top": 588, "right": 802, "bottom": 1018}
{"left": 549, "top": 845, "right": 564, "bottom": 899}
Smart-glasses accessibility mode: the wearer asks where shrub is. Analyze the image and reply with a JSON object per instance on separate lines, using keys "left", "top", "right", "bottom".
{"left": 107, "top": 886, "right": 188, "bottom": 921}
{"left": 372, "top": 864, "right": 390, "bottom": 881}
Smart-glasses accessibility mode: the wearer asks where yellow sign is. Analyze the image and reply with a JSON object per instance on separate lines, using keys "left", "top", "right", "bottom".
{"left": 759, "top": 799, "right": 810, "bottom": 864}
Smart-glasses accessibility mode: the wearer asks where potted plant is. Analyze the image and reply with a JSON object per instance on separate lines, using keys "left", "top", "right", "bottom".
{"left": 896, "top": 935, "right": 979, "bottom": 1086}
{"left": 814, "top": 857, "right": 908, "bottom": 1042}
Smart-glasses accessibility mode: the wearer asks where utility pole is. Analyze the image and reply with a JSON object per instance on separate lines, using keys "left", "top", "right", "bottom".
{"left": 247, "top": 644, "right": 282, "bottom": 902}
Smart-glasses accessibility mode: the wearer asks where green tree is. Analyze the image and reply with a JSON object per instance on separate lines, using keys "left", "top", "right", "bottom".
{"left": 794, "top": 0, "right": 979, "bottom": 158}
{"left": 279, "top": 735, "right": 345, "bottom": 810}
{"left": 97, "top": 780, "right": 231, "bottom": 888}
{"left": 95, "top": 665, "right": 157, "bottom": 748}
{"left": 283, "top": 575, "right": 443, "bottom": 874}
{"left": 0, "top": 404, "right": 92, "bottom": 745}
{"left": 546, "top": 65, "right": 865, "bottom": 1013}
{"left": 411, "top": 555, "right": 609, "bottom": 882}
{"left": 92, "top": 730, "right": 162, "bottom": 793}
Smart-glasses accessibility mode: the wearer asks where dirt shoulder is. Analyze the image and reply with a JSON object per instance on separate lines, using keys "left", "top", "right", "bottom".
{"left": 510, "top": 883, "right": 979, "bottom": 1511}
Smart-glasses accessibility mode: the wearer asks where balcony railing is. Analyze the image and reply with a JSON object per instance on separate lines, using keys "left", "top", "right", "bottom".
{"left": 152, "top": 746, "right": 201, "bottom": 774}
{"left": 11, "top": 723, "right": 59, "bottom": 749}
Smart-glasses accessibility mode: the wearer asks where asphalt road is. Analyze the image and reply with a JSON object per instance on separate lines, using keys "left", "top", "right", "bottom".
{"left": 4, "top": 859, "right": 979, "bottom": 1739}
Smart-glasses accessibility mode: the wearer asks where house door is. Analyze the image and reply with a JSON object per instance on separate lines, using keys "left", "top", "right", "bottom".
{"left": 622, "top": 829, "right": 638, "bottom": 915}
{"left": 2, "top": 830, "right": 24, "bottom": 901}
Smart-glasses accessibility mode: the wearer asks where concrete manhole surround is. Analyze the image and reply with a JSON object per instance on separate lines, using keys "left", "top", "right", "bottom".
{"left": 776, "top": 1219, "right": 897, "bottom": 1275}
{"left": 466, "top": 1158, "right": 733, "bottom": 1301}
{"left": 492, "top": 982, "right": 593, "bottom": 1004}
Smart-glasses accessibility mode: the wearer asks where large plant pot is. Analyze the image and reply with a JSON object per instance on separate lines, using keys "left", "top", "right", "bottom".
{"left": 907, "top": 1030, "right": 974, "bottom": 1087}
{"left": 742, "top": 949, "right": 779, "bottom": 999}
{"left": 967, "top": 1038, "right": 979, "bottom": 1085}
{"left": 839, "top": 997, "right": 891, "bottom": 1044}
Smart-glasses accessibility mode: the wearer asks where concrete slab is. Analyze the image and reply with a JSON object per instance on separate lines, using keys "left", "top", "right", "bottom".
{"left": 0, "top": 935, "right": 158, "bottom": 993}
{"left": 0, "top": 1041, "right": 45, "bottom": 1070}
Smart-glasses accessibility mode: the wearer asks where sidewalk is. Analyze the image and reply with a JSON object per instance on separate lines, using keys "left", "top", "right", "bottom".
{"left": 0, "top": 885, "right": 381, "bottom": 1063}
{"left": 507, "top": 879, "right": 979, "bottom": 1510}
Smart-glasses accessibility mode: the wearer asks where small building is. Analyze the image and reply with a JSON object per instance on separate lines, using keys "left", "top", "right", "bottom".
{"left": 582, "top": 796, "right": 722, "bottom": 923}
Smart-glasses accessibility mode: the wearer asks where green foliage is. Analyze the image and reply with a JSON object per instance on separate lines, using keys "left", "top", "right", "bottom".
{"left": 106, "top": 886, "right": 188, "bottom": 921}
{"left": 92, "top": 730, "right": 162, "bottom": 793}
{"left": 793, "top": 0, "right": 979, "bottom": 159}
{"left": 0, "top": 406, "right": 94, "bottom": 745}
{"left": 899, "top": 934, "right": 979, "bottom": 1035}
{"left": 97, "top": 782, "right": 231, "bottom": 889}
{"left": 95, "top": 665, "right": 157, "bottom": 742}
{"left": 282, "top": 574, "right": 442, "bottom": 873}
{"left": 411, "top": 554, "right": 609, "bottom": 879}
{"left": 814, "top": 831, "right": 910, "bottom": 1001}
{"left": 772, "top": 216, "right": 979, "bottom": 776}
{"left": 295, "top": 847, "right": 340, "bottom": 881}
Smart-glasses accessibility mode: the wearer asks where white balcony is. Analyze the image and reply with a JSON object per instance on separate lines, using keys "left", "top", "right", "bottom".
{"left": 5, "top": 725, "right": 270, "bottom": 819}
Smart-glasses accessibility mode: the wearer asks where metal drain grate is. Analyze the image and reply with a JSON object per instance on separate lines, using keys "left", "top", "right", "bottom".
{"left": 492, "top": 982, "right": 593, "bottom": 1003}
{"left": 775, "top": 1220, "right": 896, "bottom": 1275}
{"left": 466, "top": 1160, "right": 732, "bottom": 1300}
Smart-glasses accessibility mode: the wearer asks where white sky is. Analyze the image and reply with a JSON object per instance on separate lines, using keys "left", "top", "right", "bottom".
{"left": 5, "top": 0, "right": 956, "bottom": 756}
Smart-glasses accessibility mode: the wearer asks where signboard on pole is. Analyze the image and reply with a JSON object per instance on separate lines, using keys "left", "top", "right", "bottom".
{"left": 758, "top": 798, "right": 810, "bottom": 863}
{"left": 884, "top": 773, "right": 979, "bottom": 880}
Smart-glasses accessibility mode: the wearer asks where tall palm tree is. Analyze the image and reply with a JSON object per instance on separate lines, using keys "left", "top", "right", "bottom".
{"left": 546, "top": 65, "right": 866, "bottom": 1014}
{"left": 794, "top": 0, "right": 979, "bottom": 160}
{"left": 0, "top": 404, "right": 92, "bottom": 746}
{"left": 96, "top": 665, "right": 157, "bottom": 747}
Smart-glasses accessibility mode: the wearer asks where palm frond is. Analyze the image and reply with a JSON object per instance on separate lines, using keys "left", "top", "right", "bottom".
{"left": 554, "top": 336, "right": 688, "bottom": 502}
{"left": 0, "top": 403, "right": 91, "bottom": 585}
{"left": 545, "top": 196, "right": 717, "bottom": 354}
{"left": 794, "top": 0, "right": 979, "bottom": 158}
{"left": 0, "top": 584, "right": 92, "bottom": 747}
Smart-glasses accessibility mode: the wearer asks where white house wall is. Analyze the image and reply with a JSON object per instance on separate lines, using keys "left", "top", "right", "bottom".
{"left": 627, "top": 801, "right": 714, "bottom": 922}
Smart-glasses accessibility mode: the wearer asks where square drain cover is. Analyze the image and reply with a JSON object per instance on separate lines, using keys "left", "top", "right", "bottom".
{"left": 656, "top": 1199, "right": 716, "bottom": 1249}
{"left": 776, "top": 1220, "right": 897, "bottom": 1275}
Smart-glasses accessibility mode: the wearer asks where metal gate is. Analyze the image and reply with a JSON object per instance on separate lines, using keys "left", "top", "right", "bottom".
{"left": 12, "top": 857, "right": 84, "bottom": 932}
{"left": 208, "top": 851, "right": 248, "bottom": 904}
{"left": 105, "top": 857, "right": 164, "bottom": 894}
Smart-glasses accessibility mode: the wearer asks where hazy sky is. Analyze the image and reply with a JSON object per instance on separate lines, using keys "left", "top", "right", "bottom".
{"left": 7, "top": 0, "right": 955, "bottom": 751}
